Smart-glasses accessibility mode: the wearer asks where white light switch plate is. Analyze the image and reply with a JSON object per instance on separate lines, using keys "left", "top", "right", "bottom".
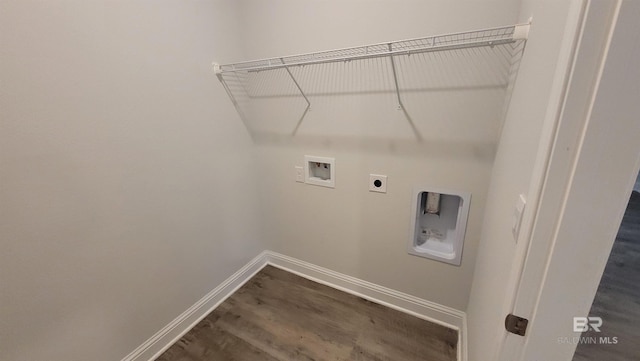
{"left": 512, "top": 194, "right": 526, "bottom": 242}
{"left": 295, "top": 166, "right": 304, "bottom": 183}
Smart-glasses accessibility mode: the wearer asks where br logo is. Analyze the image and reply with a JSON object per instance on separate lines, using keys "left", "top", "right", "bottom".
{"left": 573, "top": 317, "right": 603, "bottom": 332}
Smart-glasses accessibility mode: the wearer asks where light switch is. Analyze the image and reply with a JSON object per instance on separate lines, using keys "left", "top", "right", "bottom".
{"left": 512, "top": 194, "right": 526, "bottom": 242}
{"left": 295, "top": 166, "right": 304, "bottom": 183}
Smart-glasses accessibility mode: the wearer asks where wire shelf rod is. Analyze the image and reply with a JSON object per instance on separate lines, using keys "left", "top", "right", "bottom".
{"left": 220, "top": 23, "right": 528, "bottom": 67}
{"left": 215, "top": 23, "right": 530, "bottom": 75}
{"left": 220, "top": 38, "right": 516, "bottom": 74}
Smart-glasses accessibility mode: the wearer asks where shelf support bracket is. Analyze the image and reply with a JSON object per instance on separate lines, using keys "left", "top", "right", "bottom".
{"left": 281, "top": 59, "right": 311, "bottom": 136}
{"left": 388, "top": 44, "right": 423, "bottom": 142}
{"left": 213, "top": 62, "right": 250, "bottom": 129}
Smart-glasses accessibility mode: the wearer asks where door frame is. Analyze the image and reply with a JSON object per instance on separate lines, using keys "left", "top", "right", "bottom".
{"left": 497, "top": 0, "right": 640, "bottom": 360}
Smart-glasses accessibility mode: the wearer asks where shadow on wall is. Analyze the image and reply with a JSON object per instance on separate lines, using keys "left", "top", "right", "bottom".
{"left": 218, "top": 42, "right": 525, "bottom": 162}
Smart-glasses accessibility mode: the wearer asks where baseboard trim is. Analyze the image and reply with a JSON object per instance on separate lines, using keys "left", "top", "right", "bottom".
{"left": 122, "top": 250, "right": 467, "bottom": 361}
{"left": 265, "top": 251, "right": 467, "bottom": 361}
{"left": 120, "top": 251, "right": 269, "bottom": 361}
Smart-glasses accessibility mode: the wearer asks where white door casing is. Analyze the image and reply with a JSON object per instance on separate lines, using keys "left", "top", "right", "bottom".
{"left": 498, "top": 0, "right": 640, "bottom": 360}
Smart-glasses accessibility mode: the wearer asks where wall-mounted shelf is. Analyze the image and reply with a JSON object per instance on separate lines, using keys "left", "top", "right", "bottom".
{"left": 214, "top": 23, "right": 530, "bottom": 140}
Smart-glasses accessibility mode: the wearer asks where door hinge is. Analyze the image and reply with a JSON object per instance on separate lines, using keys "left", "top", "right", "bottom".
{"left": 505, "top": 313, "right": 529, "bottom": 336}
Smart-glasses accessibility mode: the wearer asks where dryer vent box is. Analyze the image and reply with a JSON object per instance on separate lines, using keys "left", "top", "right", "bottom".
{"left": 408, "top": 187, "right": 471, "bottom": 266}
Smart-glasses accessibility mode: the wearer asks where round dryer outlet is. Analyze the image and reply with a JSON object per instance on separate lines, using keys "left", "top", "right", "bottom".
{"left": 369, "top": 174, "right": 387, "bottom": 193}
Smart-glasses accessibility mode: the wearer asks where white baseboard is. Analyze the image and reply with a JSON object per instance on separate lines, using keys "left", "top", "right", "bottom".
{"left": 120, "top": 251, "right": 269, "bottom": 361}
{"left": 264, "top": 251, "right": 467, "bottom": 361}
{"left": 122, "top": 250, "right": 467, "bottom": 361}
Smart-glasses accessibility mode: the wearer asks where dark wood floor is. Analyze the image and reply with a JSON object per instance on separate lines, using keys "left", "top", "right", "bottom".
{"left": 573, "top": 191, "right": 640, "bottom": 361}
{"left": 156, "top": 265, "right": 458, "bottom": 361}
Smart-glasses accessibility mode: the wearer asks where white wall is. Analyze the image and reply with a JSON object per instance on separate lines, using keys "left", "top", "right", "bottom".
{"left": 0, "top": 1, "right": 584, "bottom": 359}
{"left": 237, "top": 0, "right": 520, "bottom": 310}
{"left": 466, "top": 0, "right": 576, "bottom": 359}
{"left": 0, "top": 1, "right": 262, "bottom": 360}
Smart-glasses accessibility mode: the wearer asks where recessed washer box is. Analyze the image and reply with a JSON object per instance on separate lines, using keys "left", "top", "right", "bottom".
{"left": 408, "top": 187, "right": 471, "bottom": 266}
{"left": 304, "top": 155, "right": 335, "bottom": 188}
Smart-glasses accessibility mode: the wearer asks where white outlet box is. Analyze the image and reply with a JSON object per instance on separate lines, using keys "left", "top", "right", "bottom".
{"left": 304, "top": 155, "right": 335, "bottom": 188}
{"left": 369, "top": 174, "right": 387, "bottom": 193}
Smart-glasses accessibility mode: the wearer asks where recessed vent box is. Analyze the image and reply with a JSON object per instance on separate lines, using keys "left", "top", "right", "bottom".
{"left": 408, "top": 187, "right": 471, "bottom": 266}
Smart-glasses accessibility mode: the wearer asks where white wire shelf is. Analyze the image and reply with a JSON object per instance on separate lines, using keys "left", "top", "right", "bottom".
{"left": 215, "top": 23, "right": 529, "bottom": 74}
{"left": 214, "top": 23, "right": 530, "bottom": 139}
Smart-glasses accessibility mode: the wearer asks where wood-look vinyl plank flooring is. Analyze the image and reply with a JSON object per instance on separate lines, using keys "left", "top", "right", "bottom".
{"left": 156, "top": 265, "right": 458, "bottom": 361}
{"left": 573, "top": 191, "right": 640, "bottom": 361}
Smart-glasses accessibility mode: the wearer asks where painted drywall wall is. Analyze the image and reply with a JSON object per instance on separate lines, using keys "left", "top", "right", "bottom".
{"left": 465, "top": 0, "right": 576, "bottom": 360}
{"left": 0, "top": 1, "right": 261, "bottom": 360}
{"left": 236, "top": 0, "right": 521, "bottom": 310}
